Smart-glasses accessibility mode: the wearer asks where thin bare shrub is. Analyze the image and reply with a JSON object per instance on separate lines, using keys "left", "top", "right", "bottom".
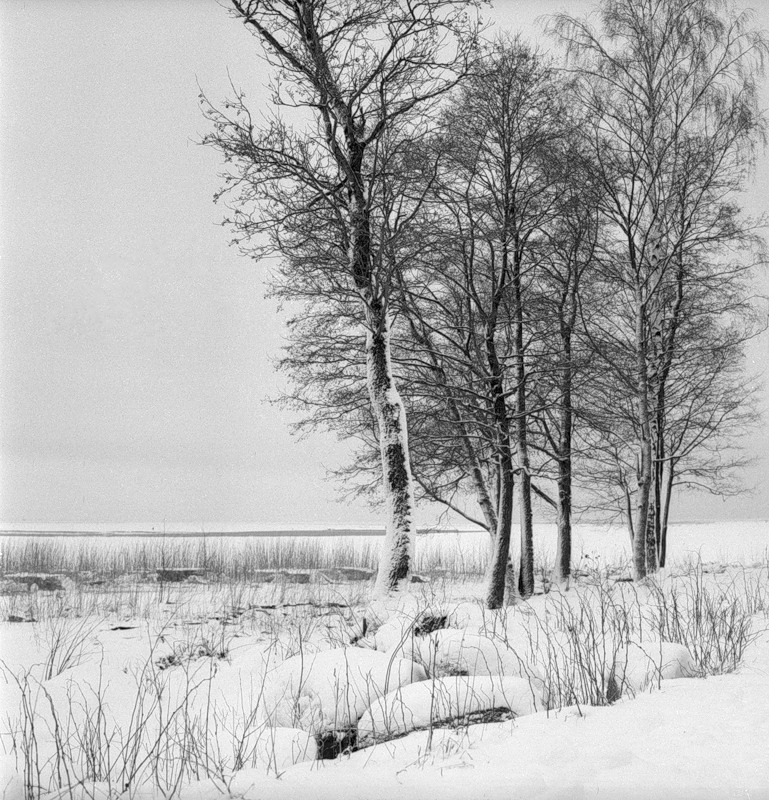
{"left": 645, "top": 563, "right": 768, "bottom": 675}
{"left": 36, "top": 615, "right": 102, "bottom": 681}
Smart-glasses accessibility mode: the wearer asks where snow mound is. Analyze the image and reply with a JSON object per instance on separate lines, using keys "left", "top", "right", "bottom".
{"left": 617, "top": 640, "right": 697, "bottom": 693}
{"left": 245, "top": 726, "right": 318, "bottom": 772}
{"left": 261, "top": 647, "right": 426, "bottom": 733}
{"left": 357, "top": 675, "right": 541, "bottom": 746}
{"left": 389, "top": 629, "right": 539, "bottom": 683}
{"left": 371, "top": 615, "right": 416, "bottom": 652}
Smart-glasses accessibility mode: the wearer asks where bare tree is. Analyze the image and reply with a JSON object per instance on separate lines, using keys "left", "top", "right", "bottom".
{"left": 390, "top": 39, "right": 570, "bottom": 604}
{"left": 204, "top": 0, "right": 480, "bottom": 592}
{"left": 447, "top": 41, "right": 568, "bottom": 602}
{"left": 527, "top": 138, "right": 602, "bottom": 588}
{"left": 552, "top": 0, "right": 767, "bottom": 580}
{"left": 271, "top": 41, "right": 572, "bottom": 607}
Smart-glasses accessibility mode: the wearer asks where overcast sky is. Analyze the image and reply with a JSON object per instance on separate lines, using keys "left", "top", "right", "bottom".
{"left": 1, "top": 0, "right": 768, "bottom": 528}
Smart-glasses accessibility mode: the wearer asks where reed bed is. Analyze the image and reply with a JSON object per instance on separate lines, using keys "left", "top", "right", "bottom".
{"left": 2, "top": 522, "right": 766, "bottom": 585}
{"left": 0, "top": 531, "right": 492, "bottom": 581}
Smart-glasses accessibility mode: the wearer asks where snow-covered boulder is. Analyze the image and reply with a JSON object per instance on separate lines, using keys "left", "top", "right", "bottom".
{"left": 371, "top": 615, "right": 418, "bottom": 653}
{"left": 384, "top": 627, "right": 438, "bottom": 666}
{"left": 370, "top": 611, "right": 453, "bottom": 653}
{"left": 616, "top": 640, "right": 696, "bottom": 693}
{"left": 390, "top": 629, "right": 538, "bottom": 682}
{"left": 371, "top": 615, "right": 442, "bottom": 652}
{"left": 261, "top": 647, "right": 426, "bottom": 733}
{"left": 357, "top": 675, "right": 541, "bottom": 746}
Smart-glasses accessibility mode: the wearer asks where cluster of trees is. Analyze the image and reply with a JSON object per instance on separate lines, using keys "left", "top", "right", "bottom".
{"left": 205, "top": 0, "right": 766, "bottom": 607}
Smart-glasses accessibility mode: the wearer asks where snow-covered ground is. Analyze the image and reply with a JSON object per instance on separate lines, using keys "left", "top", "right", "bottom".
{"left": 0, "top": 521, "right": 767, "bottom": 799}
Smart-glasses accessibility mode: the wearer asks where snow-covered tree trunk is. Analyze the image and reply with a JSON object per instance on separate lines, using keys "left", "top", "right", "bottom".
{"left": 346, "top": 167, "right": 416, "bottom": 594}
{"left": 368, "top": 315, "right": 416, "bottom": 594}
{"left": 486, "top": 455, "right": 515, "bottom": 609}
{"left": 645, "top": 232, "right": 665, "bottom": 574}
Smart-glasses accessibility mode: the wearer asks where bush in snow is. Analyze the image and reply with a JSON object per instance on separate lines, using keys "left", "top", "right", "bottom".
{"left": 261, "top": 647, "right": 426, "bottom": 734}
{"left": 517, "top": 582, "right": 699, "bottom": 708}
{"left": 357, "top": 676, "right": 541, "bottom": 746}
{"left": 521, "top": 598, "right": 632, "bottom": 708}
{"left": 614, "top": 640, "right": 697, "bottom": 694}
{"left": 3, "top": 654, "right": 317, "bottom": 799}
{"left": 645, "top": 565, "right": 767, "bottom": 675}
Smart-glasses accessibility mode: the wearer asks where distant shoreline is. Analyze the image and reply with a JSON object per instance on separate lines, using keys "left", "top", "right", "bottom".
{"left": 0, "top": 528, "right": 471, "bottom": 538}
{"left": 0, "top": 520, "right": 765, "bottom": 538}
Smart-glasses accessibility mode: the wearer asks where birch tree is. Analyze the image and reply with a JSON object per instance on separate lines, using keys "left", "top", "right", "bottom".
{"left": 552, "top": 0, "right": 767, "bottom": 579}
{"left": 204, "top": 0, "right": 480, "bottom": 592}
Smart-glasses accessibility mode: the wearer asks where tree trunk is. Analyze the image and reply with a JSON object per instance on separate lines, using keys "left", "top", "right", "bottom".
{"left": 554, "top": 323, "right": 573, "bottom": 588}
{"left": 346, "top": 163, "right": 416, "bottom": 594}
{"left": 635, "top": 444, "right": 652, "bottom": 582}
{"left": 485, "top": 319, "right": 515, "bottom": 609}
{"left": 476, "top": 444, "right": 518, "bottom": 600}
{"left": 624, "top": 481, "right": 635, "bottom": 546}
{"left": 504, "top": 548, "right": 517, "bottom": 604}
{"left": 645, "top": 339, "right": 663, "bottom": 576}
{"left": 555, "top": 402, "right": 572, "bottom": 588}
{"left": 633, "top": 297, "right": 650, "bottom": 582}
{"left": 512, "top": 259, "right": 535, "bottom": 599}
{"left": 645, "top": 422, "right": 661, "bottom": 574}
{"left": 369, "top": 315, "right": 417, "bottom": 593}
{"left": 517, "top": 449, "right": 535, "bottom": 598}
{"left": 645, "top": 501, "right": 658, "bottom": 574}
{"left": 645, "top": 411, "right": 659, "bottom": 574}
{"left": 486, "top": 452, "right": 515, "bottom": 609}
{"left": 659, "top": 460, "right": 674, "bottom": 568}
{"left": 654, "top": 247, "right": 684, "bottom": 571}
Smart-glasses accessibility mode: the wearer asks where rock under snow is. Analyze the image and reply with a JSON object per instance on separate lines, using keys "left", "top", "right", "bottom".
{"left": 261, "top": 647, "right": 426, "bottom": 734}
{"left": 371, "top": 615, "right": 424, "bottom": 653}
{"left": 389, "top": 629, "right": 539, "bottom": 683}
{"left": 357, "top": 675, "right": 542, "bottom": 746}
{"left": 372, "top": 612, "right": 452, "bottom": 654}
